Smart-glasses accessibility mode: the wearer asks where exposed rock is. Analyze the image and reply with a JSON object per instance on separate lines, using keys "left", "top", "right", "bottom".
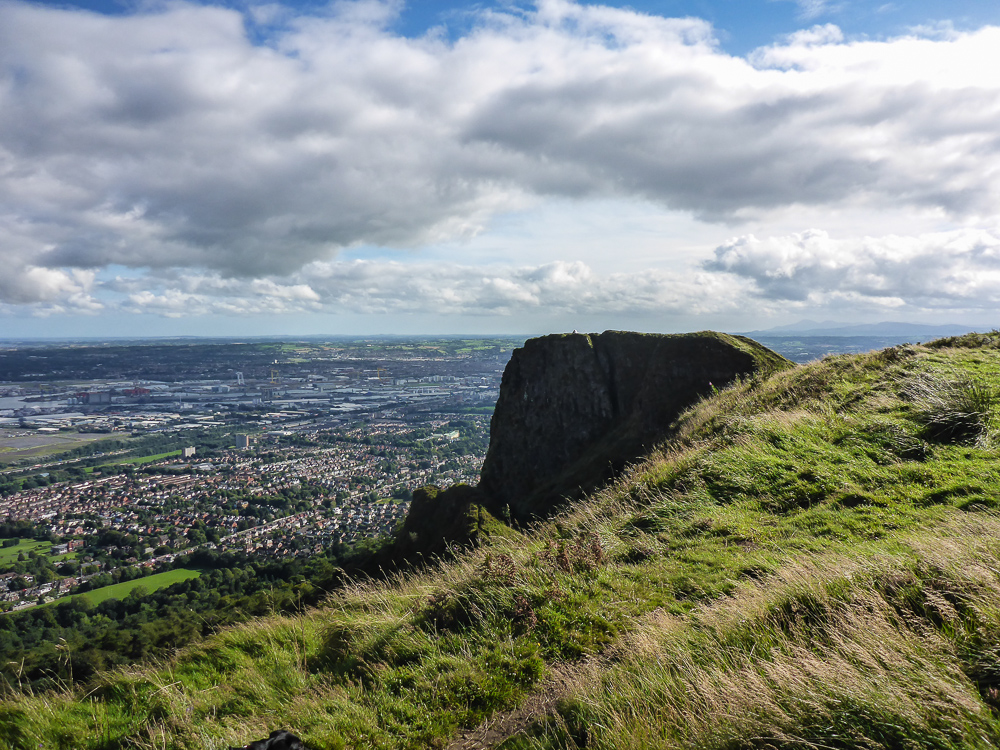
{"left": 229, "top": 730, "right": 309, "bottom": 750}
{"left": 390, "top": 483, "right": 511, "bottom": 561}
{"left": 479, "top": 330, "right": 791, "bottom": 521}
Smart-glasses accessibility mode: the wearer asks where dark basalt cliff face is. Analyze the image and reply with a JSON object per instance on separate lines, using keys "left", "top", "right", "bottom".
{"left": 392, "top": 330, "right": 790, "bottom": 561}
{"left": 478, "top": 330, "right": 791, "bottom": 521}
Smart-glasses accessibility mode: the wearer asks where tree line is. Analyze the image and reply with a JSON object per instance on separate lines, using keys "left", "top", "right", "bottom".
{"left": 0, "top": 542, "right": 392, "bottom": 692}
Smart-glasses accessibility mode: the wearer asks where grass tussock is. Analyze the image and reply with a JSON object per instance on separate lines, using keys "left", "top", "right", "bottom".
{"left": 903, "top": 373, "right": 997, "bottom": 445}
{"left": 510, "top": 515, "right": 1000, "bottom": 750}
{"left": 6, "top": 336, "right": 1000, "bottom": 748}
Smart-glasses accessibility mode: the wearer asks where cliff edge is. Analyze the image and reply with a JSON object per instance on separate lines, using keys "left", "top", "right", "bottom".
{"left": 479, "top": 330, "right": 791, "bottom": 521}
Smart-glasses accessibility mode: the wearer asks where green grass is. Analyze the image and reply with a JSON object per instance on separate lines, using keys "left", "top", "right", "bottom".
{"left": 0, "top": 540, "right": 75, "bottom": 565}
{"left": 115, "top": 450, "right": 183, "bottom": 465}
{"left": 510, "top": 517, "right": 1000, "bottom": 750}
{"left": 54, "top": 568, "right": 201, "bottom": 607}
{"left": 6, "top": 335, "right": 1000, "bottom": 749}
{"left": 0, "top": 539, "right": 52, "bottom": 564}
{"left": 84, "top": 450, "right": 184, "bottom": 473}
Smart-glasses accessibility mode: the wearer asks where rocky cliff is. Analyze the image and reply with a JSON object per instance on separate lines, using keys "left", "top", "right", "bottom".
{"left": 478, "top": 330, "right": 791, "bottom": 521}
{"left": 394, "top": 330, "right": 790, "bottom": 557}
{"left": 391, "top": 483, "right": 508, "bottom": 560}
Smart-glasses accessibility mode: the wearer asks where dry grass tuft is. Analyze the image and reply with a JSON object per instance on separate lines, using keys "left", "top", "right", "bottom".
{"left": 513, "top": 516, "right": 1000, "bottom": 750}
{"left": 903, "top": 372, "right": 998, "bottom": 445}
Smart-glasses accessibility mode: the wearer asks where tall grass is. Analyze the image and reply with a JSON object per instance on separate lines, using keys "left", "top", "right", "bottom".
{"left": 512, "top": 515, "right": 1000, "bottom": 750}
{"left": 903, "top": 374, "right": 997, "bottom": 445}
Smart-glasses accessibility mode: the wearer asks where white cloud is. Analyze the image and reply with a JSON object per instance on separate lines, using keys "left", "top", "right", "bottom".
{"left": 1, "top": 0, "right": 1000, "bottom": 319}
{"left": 705, "top": 228, "right": 1000, "bottom": 311}
{"left": 781, "top": 23, "right": 844, "bottom": 46}
{"left": 785, "top": 1, "right": 839, "bottom": 21}
{"left": 115, "top": 259, "right": 739, "bottom": 318}
{"left": 802, "top": 1, "right": 831, "bottom": 18}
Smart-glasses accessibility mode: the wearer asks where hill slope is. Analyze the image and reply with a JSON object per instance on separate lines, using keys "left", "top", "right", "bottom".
{"left": 6, "top": 333, "right": 1000, "bottom": 749}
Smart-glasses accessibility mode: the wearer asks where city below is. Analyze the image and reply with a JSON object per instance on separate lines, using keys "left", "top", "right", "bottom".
{"left": 0, "top": 337, "right": 520, "bottom": 611}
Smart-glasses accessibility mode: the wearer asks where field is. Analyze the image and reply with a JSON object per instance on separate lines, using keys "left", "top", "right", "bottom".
{"left": 0, "top": 429, "right": 118, "bottom": 465}
{"left": 84, "top": 450, "right": 183, "bottom": 473}
{"left": 0, "top": 539, "right": 52, "bottom": 564}
{"left": 114, "top": 450, "right": 182, "bottom": 465}
{"left": 57, "top": 569, "right": 201, "bottom": 607}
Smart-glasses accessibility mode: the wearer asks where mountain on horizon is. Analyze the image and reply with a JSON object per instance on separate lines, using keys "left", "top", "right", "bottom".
{"left": 740, "top": 321, "right": 981, "bottom": 338}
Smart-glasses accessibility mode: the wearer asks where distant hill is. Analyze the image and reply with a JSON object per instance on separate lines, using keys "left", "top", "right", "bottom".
{"left": 740, "top": 320, "right": 980, "bottom": 338}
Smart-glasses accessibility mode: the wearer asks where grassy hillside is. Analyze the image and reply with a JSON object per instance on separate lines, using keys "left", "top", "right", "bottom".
{"left": 6, "top": 334, "right": 1000, "bottom": 749}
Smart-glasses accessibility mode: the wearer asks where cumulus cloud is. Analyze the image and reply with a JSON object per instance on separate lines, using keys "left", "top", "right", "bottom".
{"left": 2, "top": 0, "right": 1000, "bottom": 313}
{"left": 705, "top": 228, "right": 1000, "bottom": 311}
{"left": 112, "top": 259, "right": 737, "bottom": 318}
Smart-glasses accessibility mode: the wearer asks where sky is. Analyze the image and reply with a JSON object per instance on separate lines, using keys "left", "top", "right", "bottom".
{"left": 2, "top": 0, "right": 1000, "bottom": 338}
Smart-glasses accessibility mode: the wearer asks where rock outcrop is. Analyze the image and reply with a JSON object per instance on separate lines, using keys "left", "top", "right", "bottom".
{"left": 395, "top": 330, "right": 790, "bottom": 559}
{"left": 391, "top": 483, "right": 508, "bottom": 560}
{"left": 479, "top": 330, "right": 791, "bottom": 521}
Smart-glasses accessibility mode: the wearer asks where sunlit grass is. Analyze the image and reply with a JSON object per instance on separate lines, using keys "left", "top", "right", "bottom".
{"left": 509, "top": 515, "right": 1000, "bottom": 750}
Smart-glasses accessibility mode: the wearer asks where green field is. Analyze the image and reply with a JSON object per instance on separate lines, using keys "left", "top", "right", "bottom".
{"left": 59, "top": 568, "right": 201, "bottom": 607}
{"left": 116, "top": 450, "right": 183, "bottom": 465}
{"left": 0, "top": 539, "right": 51, "bottom": 564}
{"left": 84, "top": 450, "right": 182, "bottom": 473}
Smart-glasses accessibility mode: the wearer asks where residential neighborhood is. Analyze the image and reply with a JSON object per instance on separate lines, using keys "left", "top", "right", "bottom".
{"left": 0, "top": 419, "right": 486, "bottom": 610}
{"left": 0, "top": 340, "right": 511, "bottom": 612}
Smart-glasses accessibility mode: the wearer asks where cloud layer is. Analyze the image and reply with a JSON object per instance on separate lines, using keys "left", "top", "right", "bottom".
{"left": 2, "top": 0, "right": 1000, "bottom": 320}
{"left": 707, "top": 228, "right": 1000, "bottom": 313}
{"left": 93, "top": 226, "right": 1000, "bottom": 323}
{"left": 109, "top": 259, "right": 731, "bottom": 318}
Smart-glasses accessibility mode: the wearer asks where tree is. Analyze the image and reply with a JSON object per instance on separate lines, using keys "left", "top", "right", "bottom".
{"left": 35, "top": 568, "right": 55, "bottom": 585}
{"left": 186, "top": 528, "right": 207, "bottom": 545}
